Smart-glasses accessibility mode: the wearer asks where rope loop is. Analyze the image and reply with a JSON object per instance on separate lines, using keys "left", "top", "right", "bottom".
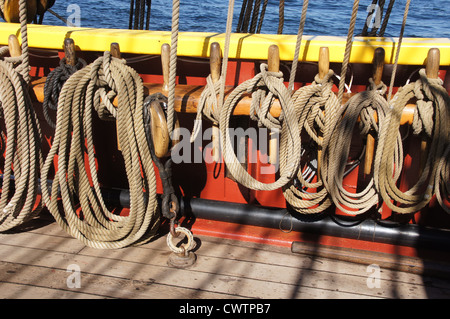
{"left": 219, "top": 62, "right": 301, "bottom": 191}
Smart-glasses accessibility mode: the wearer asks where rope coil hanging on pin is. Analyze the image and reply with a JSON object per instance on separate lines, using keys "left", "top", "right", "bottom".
{"left": 282, "top": 69, "right": 339, "bottom": 214}
{"left": 374, "top": 68, "right": 450, "bottom": 214}
{"left": 0, "top": 0, "right": 43, "bottom": 231}
{"left": 40, "top": 50, "right": 161, "bottom": 249}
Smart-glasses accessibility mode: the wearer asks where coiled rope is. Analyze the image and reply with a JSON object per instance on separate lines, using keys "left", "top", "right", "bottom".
{"left": 40, "top": 51, "right": 160, "bottom": 249}
{"left": 0, "top": 0, "right": 43, "bottom": 231}
{"left": 282, "top": 70, "right": 340, "bottom": 214}
{"left": 374, "top": 68, "right": 450, "bottom": 214}
{"left": 323, "top": 79, "right": 403, "bottom": 215}
{"left": 220, "top": 63, "right": 301, "bottom": 191}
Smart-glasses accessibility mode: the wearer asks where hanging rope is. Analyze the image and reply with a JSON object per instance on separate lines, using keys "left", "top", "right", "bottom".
{"left": 282, "top": 70, "right": 340, "bottom": 214}
{"left": 323, "top": 79, "right": 403, "bottom": 215}
{"left": 0, "top": 0, "right": 43, "bottom": 231}
{"left": 166, "top": 0, "right": 180, "bottom": 139}
{"left": 220, "top": 62, "right": 302, "bottom": 191}
{"left": 129, "top": 0, "right": 152, "bottom": 30}
{"left": 374, "top": 68, "right": 450, "bottom": 214}
{"left": 40, "top": 51, "right": 160, "bottom": 248}
{"left": 337, "top": 0, "right": 360, "bottom": 105}
{"left": 191, "top": 0, "right": 235, "bottom": 143}
{"left": 288, "top": 0, "right": 309, "bottom": 93}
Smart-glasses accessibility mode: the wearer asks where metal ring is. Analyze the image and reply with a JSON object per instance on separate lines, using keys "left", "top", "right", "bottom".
{"left": 166, "top": 227, "right": 195, "bottom": 255}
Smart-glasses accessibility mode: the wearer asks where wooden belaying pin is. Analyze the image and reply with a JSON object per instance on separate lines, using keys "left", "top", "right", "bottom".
{"left": 64, "top": 38, "right": 77, "bottom": 67}
{"left": 420, "top": 48, "right": 440, "bottom": 175}
{"left": 8, "top": 34, "right": 22, "bottom": 57}
{"left": 317, "top": 47, "right": 329, "bottom": 180}
{"left": 364, "top": 47, "right": 385, "bottom": 178}
{"left": 268, "top": 44, "right": 280, "bottom": 166}
{"left": 210, "top": 42, "right": 222, "bottom": 163}
{"left": 161, "top": 43, "right": 170, "bottom": 93}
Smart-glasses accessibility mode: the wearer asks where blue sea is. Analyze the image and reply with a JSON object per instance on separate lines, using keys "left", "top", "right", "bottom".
{"left": 39, "top": 0, "right": 449, "bottom": 38}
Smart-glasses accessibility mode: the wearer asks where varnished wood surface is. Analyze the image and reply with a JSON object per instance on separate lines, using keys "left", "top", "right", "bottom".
{"left": 0, "top": 216, "right": 449, "bottom": 299}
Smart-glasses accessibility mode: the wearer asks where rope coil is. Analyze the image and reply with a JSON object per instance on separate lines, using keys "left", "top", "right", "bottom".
{"left": 374, "top": 69, "right": 449, "bottom": 214}
{"left": 40, "top": 51, "right": 160, "bottom": 249}
{"left": 219, "top": 63, "right": 302, "bottom": 191}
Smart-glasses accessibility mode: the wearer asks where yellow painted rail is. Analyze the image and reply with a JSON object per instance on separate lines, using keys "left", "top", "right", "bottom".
{"left": 1, "top": 23, "right": 450, "bottom": 65}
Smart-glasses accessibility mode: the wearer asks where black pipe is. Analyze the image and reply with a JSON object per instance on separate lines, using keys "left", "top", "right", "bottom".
{"left": 3, "top": 173, "right": 449, "bottom": 252}
{"left": 178, "top": 197, "right": 450, "bottom": 252}
{"left": 88, "top": 188, "right": 450, "bottom": 251}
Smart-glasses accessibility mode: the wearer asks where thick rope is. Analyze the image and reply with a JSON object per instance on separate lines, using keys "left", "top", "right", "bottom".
{"left": 374, "top": 69, "right": 449, "bottom": 214}
{"left": 166, "top": 0, "right": 180, "bottom": 139}
{"left": 191, "top": 0, "right": 235, "bottom": 143}
{"left": 0, "top": 57, "right": 43, "bottom": 231}
{"left": 323, "top": 79, "right": 403, "bottom": 215}
{"left": 288, "top": 0, "right": 309, "bottom": 93}
{"left": 387, "top": 0, "right": 410, "bottom": 101}
{"left": 282, "top": 70, "right": 339, "bottom": 214}
{"left": 40, "top": 52, "right": 160, "bottom": 248}
{"left": 0, "top": 0, "right": 43, "bottom": 231}
{"left": 219, "top": 63, "right": 301, "bottom": 191}
{"left": 337, "top": 0, "right": 360, "bottom": 105}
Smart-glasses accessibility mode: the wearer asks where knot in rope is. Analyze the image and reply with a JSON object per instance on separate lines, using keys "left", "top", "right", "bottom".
{"left": 358, "top": 79, "right": 387, "bottom": 136}
{"left": 249, "top": 63, "right": 286, "bottom": 130}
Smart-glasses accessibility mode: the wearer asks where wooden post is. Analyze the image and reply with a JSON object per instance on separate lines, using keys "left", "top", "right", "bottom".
{"left": 317, "top": 47, "right": 329, "bottom": 179}
{"left": 420, "top": 48, "right": 440, "bottom": 174}
{"left": 268, "top": 44, "right": 280, "bottom": 166}
{"left": 210, "top": 42, "right": 222, "bottom": 163}
{"left": 8, "top": 34, "right": 22, "bottom": 57}
{"left": 364, "top": 47, "right": 385, "bottom": 178}
{"left": 64, "top": 38, "right": 76, "bottom": 66}
{"left": 161, "top": 43, "right": 170, "bottom": 93}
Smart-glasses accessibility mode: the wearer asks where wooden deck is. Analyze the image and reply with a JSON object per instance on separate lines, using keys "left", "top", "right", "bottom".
{"left": 0, "top": 213, "right": 450, "bottom": 300}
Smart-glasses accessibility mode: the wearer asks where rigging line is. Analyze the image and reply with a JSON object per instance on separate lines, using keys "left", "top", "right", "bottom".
{"left": 167, "top": 0, "right": 181, "bottom": 137}
{"left": 337, "top": 0, "right": 360, "bottom": 105}
{"left": 218, "top": 0, "right": 236, "bottom": 111}
{"left": 387, "top": 0, "right": 411, "bottom": 101}
{"left": 288, "top": 0, "right": 309, "bottom": 93}
{"left": 378, "top": 0, "right": 395, "bottom": 37}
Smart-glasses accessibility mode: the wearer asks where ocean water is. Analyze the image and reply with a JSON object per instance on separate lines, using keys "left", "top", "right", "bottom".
{"left": 37, "top": 0, "right": 450, "bottom": 38}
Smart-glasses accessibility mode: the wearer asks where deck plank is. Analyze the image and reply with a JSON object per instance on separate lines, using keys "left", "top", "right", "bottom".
{"left": 0, "top": 219, "right": 449, "bottom": 299}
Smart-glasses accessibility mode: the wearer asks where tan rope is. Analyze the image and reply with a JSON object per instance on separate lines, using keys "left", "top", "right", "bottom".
{"left": 323, "top": 79, "right": 403, "bottom": 215}
{"left": 282, "top": 70, "right": 339, "bottom": 214}
{"left": 374, "top": 69, "right": 449, "bottom": 214}
{"left": 219, "top": 63, "right": 301, "bottom": 191}
{"left": 166, "top": 0, "right": 180, "bottom": 139}
{"left": 387, "top": 0, "right": 411, "bottom": 101}
{"left": 337, "top": 0, "right": 360, "bottom": 105}
{"left": 0, "top": 0, "right": 43, "bottom": 231}
{"left": 288, "top": 0, "right": 309, "bottom": 93}
{"left": 40, "top": 52, "right": 160, "bottom": 248}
